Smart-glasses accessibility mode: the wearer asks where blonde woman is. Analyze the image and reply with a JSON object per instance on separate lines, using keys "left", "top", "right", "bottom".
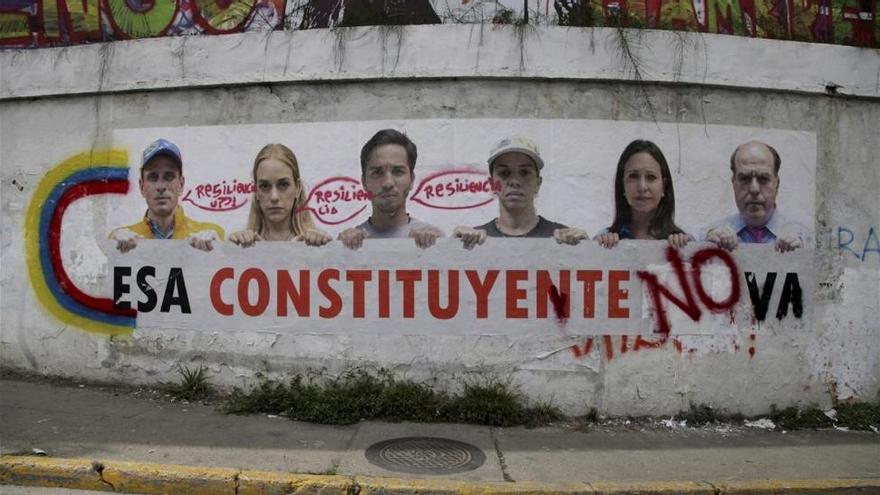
{"left": 230, "top": 144, "right": 332, "bottom": 247}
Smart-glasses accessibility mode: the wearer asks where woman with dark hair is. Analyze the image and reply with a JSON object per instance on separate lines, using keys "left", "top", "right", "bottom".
{"left": 230, "top": 144, "right": 332, "bottom": 247}
{"left": 595, "top": 140, "right": 690, "bottom": 249}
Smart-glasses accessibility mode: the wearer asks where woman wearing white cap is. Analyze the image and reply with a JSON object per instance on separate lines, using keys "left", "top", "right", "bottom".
{"left": 229, "top": 144, "right": 332, "bottom": 247}
{"left": 454, "top": 136, "right": 588, "bottom": 249}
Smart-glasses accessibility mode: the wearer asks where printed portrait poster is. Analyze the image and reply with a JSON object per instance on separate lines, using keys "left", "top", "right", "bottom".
{"left": 93, "top": 119, "right": 816, "bottom": 336}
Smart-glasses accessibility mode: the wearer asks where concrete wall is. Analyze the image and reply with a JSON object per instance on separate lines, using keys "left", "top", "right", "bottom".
{"left": 2, "top": 25, "right": 879, "bottom": 415}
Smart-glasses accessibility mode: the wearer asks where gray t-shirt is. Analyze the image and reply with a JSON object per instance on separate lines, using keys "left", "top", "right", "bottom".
{"left": 356, "top": 216, "right": 443, "bottom": 239}
{"left": 475, "top": 216, "right": 567, "bottom": 238}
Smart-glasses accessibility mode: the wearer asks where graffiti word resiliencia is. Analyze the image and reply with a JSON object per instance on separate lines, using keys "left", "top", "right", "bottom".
{"left": 182, "top": 179, "right": 255, "bottom": 212}
{"left": 301, "top": 177, "right": 371, "bottom": 225}
{"left": 410, "top": 170, "right": 500, "bottom": 210}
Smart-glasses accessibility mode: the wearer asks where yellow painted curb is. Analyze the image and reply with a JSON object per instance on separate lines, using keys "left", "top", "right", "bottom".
{"left": 2, "top": 456, "right": 879, "bottom": 495}
{"left": 589, "top": 480, "right": 716, "bottom": 494}
{"left": 101, "top": 462, "right": 238, "bottom": 495}
{"left": 357, "top": 475, "right": 593, "bottom": 494}
{"left": 0, "top": 456, "right": 106, "bottom": 491}
{"left": 237, "top": 470, "right": 351, "bottom": 495}
{"left": 713, "top": 478, "right": 880, "bottom": 494}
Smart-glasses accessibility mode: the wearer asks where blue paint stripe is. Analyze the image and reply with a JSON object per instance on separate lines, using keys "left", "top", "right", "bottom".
{"left": 38, "top": 167, "right": 136, "bottom": 327}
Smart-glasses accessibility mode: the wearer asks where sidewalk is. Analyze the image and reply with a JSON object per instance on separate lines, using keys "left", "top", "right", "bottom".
{"left": 1, "top": 376, "right": 878, "bottom": 494}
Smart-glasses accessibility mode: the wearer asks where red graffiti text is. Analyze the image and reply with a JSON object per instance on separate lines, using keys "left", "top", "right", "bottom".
{"left": 182, "top": 179, "right": 255, "bottom": 212}
{"left": 410, "top": 170, "right": 500, "bottom": 210}
{"left": 300, "top": 176, "right": 371, "bottom": 225}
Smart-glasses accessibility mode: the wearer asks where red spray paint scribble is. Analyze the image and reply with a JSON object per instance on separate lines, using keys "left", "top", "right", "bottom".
{"left": 635, "top": 334, "right": 668, "bottom": 350}
{"left": 409, "top": 169, "right": 500, "bottom": 210}
{"left": 181, "top": 180, "right": 254, "bottom": 212}
{"left": 547, "top": 283, "right": 569, "bottom": 326}
{"left": 300, "top": 176, "right": 371, "bottom": 225}
{"left": 567, "top": 247, "right": 748, "bottom": 362}
{"left": 636, "top": 246, "right": 741, "bottom": 336}
{"left": 570, "top": 335, "right": 683, "bottom": 360}
{"left": 569, "top": 334, "right": 756, "bottom": 361}
{"left": 570, "top": 337, "right": 593, "bottom": 358}
{"left": 603, "top": 335, "right": 615, "bottom": 360}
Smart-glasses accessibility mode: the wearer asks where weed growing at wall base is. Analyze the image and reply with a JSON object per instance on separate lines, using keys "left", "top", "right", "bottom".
{"left": 224, "top": 369, "right": 563, "bottom": 427}
{"left": 769, "top": 404, "right": 834, "bottom": 429}
{"left": 162, "top": 365, "right": 213, "bottom": 402}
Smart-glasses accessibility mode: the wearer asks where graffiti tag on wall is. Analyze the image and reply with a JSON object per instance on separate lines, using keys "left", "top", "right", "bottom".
{"left": 182, "top": 179, "right": 256, "bottom": 212}
{"left": 0, "top": 0, "right": 283, "bottom": 47}
{"left": 1, "top": 0, "right": 876, "bottom": 48}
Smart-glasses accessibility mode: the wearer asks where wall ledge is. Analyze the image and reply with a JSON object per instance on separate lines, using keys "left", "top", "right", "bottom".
{"left": 2, "top": 25, "right": 879, "bottom": 100}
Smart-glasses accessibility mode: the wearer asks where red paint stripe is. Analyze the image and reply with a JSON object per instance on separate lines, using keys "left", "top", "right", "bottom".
{"left": 49, "top": 179, "right": 136, "bottom": 318}
{"left": 603, "top": 335, "right": 614, "bottom": 360}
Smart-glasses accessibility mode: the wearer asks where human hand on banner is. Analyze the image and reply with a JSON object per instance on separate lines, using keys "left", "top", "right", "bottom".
{"left": 775, "top": 235, "right": 802, "bottom": 253}
{"left": 453, "top": 226, "right": 487, "bottom": 250}
{"left": 410, "top": 227, "right": 442, "bottom": 249}
{"left": 188, "top": 230, "right": 218, "bottom": 251}
{"left": 553, "top": 228, "right": 589, "bottom": 246}
{"left": 338, "top": 227, "right": 369, "bottom": 250}
{"left": 595, "top": 232, "right": 620, "bottom": 249}
{"left": 229, "top": 230, "right": 263, "bottom": 247}
{"left": 705, "top": 226, "right": 738, "bottom": 251}
{"left": 667, "top": 233, "right": 691, "bottom": 249}
{"left": 296, "top": 228, "right": 333, "bottom": 247}
{"left": 111, "top": 228, "right": 143, "bottom": 253}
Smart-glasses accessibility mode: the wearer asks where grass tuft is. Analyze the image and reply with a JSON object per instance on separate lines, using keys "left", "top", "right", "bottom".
{"left": 444, "top": 378, "right": 525, "bottom": 426}
{"left": 769, "top": 404, "right": 833, "bottom": 430}
{"left": 677, "top": 403, "right": 719, "bottom": 425}
{"left": 224, "top": 379, "right": 292, "bottom": 415}
{"left": 163, "top": 365, "right": 212, "bottom": 402}
{"left": 835, "top": 402, "right": 880, "bottom": 431}
{"left": 221, "top": 372, "right": 880, "bottom": 430}
{"left": 522, "top": 401, "right": 564, "bottom": 427}
{"left": 222, "top": 370, "right": 559, "bottom": 427}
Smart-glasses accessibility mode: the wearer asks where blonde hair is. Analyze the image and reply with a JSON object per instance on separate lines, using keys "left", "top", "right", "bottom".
{"left": 247, "top": 144, "right": 316, "bottom": 237}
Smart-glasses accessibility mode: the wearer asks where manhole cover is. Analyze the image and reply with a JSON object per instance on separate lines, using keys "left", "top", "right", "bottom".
{"left": 365, "top": 436, "right": 486, "bottom": 474}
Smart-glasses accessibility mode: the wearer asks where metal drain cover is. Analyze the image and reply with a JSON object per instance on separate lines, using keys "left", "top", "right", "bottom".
{"left": 365, "top": 436, "right": 486, "bottom": 474}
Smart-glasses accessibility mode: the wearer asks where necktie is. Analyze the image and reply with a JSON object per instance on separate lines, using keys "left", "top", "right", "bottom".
{"left": 747, "top": 226, "right": 765, "bottom": 243}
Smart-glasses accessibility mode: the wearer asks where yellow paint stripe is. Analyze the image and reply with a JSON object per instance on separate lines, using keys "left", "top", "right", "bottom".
{"left": 357, "top": 476, "right": 593, "bottom": 494}
{"left": 589, "top": 480, "right": 715, "bottom": 494}
{"left": 0, "top": 456, "right": 106, "bottom": 491}
{"left": 237, "top": 470, "right": 350, "bottom": 495}
{"left": 23, "top": 149, "right": 132, "bottom": 337}
{"left": 102, "top": 462, "right": 237, "bottom": 495}
{"left": 3, "top": 456, "right": 879, "bottom": 495}
{"left": 712, "top": 478, "right": 880, "bottom": 494}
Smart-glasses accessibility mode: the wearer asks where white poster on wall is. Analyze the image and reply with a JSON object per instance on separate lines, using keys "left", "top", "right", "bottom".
{"left": 108, "top": 119, "right": 816, "bottom": 240}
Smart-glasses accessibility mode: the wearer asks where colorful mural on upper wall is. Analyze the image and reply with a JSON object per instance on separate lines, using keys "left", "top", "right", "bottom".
{"left": 0, "top": 0, "right": 876, "bottom": 48}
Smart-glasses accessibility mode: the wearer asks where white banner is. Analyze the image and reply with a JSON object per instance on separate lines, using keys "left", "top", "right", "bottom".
{"left": 108, "top": 240, "right": 813, "bottom": 336}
